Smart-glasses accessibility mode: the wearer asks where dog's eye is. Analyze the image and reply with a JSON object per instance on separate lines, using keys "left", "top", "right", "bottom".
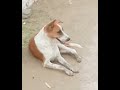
{"left": 57, "top": 30, "right": 62, "bottom": 34}
{"left": 57, "top": 30, "right": 63, "bottom": 35}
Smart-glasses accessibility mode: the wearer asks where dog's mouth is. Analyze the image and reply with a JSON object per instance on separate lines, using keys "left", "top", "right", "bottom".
{"left": 56, "top": 38, "right": 64, "bottom": 44}
{"left": 56, "top": 38, "right": 70, "bottom": 45}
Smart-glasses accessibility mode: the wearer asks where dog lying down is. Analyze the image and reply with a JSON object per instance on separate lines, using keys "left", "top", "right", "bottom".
{"left": 29, "top": 19, "right": 83, "bottom": 76}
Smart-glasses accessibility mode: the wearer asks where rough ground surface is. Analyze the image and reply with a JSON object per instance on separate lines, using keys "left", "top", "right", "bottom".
{"left": 22, "top": 0, "right": 98, "bottom": 90}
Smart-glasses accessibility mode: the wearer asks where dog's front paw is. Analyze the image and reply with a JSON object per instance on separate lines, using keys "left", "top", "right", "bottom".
{"left": 76, "top": 56, "right": 82, "bottom": 63}
{"left": 65, "top": 69, "right": 74, "bottom": 76}
{"left": 71, "top": 68, "right": 79, "bottom": 73}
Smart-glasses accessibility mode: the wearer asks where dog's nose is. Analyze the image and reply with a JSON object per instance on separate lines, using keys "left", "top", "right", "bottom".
{"left": 66, "top": 38, "right": 70, "bottom": 41}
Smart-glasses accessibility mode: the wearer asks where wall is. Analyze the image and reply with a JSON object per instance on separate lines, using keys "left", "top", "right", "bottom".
{"left": 22, "top": 0, "right": 38, "bottom": 19}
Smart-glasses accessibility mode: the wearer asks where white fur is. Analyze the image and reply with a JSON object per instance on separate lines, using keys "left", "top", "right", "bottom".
{"left": 34, "top": 24, "right": 82, "bottom": 76}
{"left": 67, "top": 43, "right": 83, "bottom": 48}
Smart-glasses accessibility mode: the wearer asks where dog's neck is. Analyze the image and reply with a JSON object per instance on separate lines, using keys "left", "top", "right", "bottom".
{"left": 36, "top": 26, "right": 55, "bottom": 43}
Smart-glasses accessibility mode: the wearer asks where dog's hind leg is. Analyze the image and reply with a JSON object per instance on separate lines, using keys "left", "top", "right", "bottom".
{"left": 57, "top": 55, "right": 79, "bottom": 73}
{"left": 43, "top": 60, "right": 74, "bottom": 76}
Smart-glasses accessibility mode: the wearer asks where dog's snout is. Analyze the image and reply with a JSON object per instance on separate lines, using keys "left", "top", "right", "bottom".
{"left": 66, "top": 38, "right": 70, "bottom": 41}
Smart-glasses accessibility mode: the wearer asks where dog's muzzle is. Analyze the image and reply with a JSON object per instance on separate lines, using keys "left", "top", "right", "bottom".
{"left": 56, "top": 37, "right": 70, "bottom": 44}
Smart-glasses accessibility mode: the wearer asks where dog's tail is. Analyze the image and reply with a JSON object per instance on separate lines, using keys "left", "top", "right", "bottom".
{"left": 65, "top": 43, "right": 83, "bottom": 48}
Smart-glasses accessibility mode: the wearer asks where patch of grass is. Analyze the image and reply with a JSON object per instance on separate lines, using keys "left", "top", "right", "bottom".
{"left": 22, "top": 3, "right": 53, "bottom": 48}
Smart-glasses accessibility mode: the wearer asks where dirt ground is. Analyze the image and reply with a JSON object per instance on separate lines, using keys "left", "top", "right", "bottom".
{"left": 22, "top": 0, "right": 98, "bottom": 90}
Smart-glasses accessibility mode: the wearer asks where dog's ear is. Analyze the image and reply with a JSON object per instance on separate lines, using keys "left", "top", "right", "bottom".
{"left": 55, "top": 20, "right": 63, "bottom": 23}
{"left": 47, "top": 19, "right": 56, "bottom": 28}
{"left": 45, "top": 19, "right": 63, "bottom": 32}
{"left": 45, "top": 20, "right": 56, "bottom": 32}
{"left": 47, "top": 19, "right": 63, "bottom": 27}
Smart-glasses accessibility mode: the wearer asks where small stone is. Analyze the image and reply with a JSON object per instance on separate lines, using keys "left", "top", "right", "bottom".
{"left": 23, "top": 22, "right": 26, "bottom": 25}
{"left": 22, "top": 9, "right": 31, "bottom": 19}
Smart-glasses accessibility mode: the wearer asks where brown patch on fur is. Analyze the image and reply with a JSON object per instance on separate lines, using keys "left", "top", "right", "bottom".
{"left": 29, "top": 37, "right": 45, "bottom": 62}
{"left": 44, "top": 20, "right": 62, "bottom": 38}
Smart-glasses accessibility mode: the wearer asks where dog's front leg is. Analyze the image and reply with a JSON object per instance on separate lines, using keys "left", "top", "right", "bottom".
{"left": 58, "top": 43, "right": 82, "bottom": 63}
{"left": 57, "top": 55, "right": 79, "bottom": 73}
{"left": 43, "top": 60, "right": 74, "bottom": 76}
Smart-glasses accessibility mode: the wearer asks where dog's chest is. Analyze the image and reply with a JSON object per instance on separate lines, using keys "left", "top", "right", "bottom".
{"left": 36, "top": 39, "right": 60, "bottom": 60}
{"left": 35, "top": 31, "right": 60, "bottom": 60}
{"left": 47, "top": 42, "right": 60, "bottom": 59}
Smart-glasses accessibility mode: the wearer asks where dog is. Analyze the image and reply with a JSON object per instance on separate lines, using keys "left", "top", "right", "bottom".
{"left": 29, "top": 19, "right": 82, "bottom": 76}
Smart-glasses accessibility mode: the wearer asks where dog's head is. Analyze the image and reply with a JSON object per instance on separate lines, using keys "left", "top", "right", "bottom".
{"left": 44, "top": 19, "right": 70, "bottom": 44}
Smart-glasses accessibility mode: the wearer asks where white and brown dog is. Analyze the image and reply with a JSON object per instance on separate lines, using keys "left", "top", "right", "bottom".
{"left": 29, "top": 20, "right": 82, "bottom": 76}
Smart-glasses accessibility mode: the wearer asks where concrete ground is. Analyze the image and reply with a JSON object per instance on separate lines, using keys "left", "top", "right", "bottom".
{"left": 22, "top": 0, "right": 98, "bottom": 90}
